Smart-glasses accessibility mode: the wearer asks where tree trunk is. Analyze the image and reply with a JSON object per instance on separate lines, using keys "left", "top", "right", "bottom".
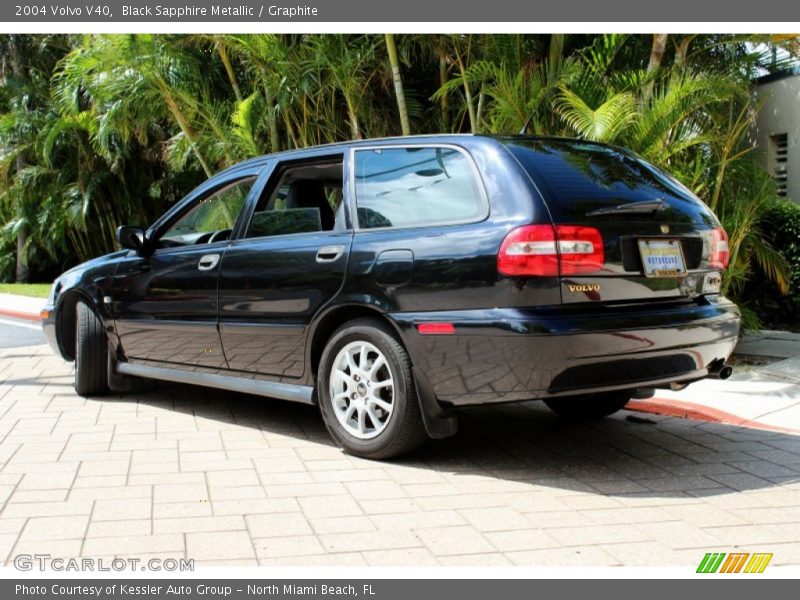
{"left": 282, "top": 110, "right": 300, "bottom": 149}
{"left": 217, "top": 42, "right": 243, "bottom": 103}
{"left": 476, "top": 90, "right": 485, "bottom": 134}
{"left": 385, "top": 34, "right": 411, "bottom": 136}
{"left": 14, "top": 152, "right": 28, "bottom": 282}
{"left": 454, "top": 42, "right": 477, "bottom": 134}
{"left": 647, "top": 34, "right": 669, "bottom": 73}
{"left": 548, "top": 34, "right": 564, "bottom": 83}
{"left": 161, "top": 85, "right": 213, "bottom": 177}
{"left": 674, "top": 35, "right": 694, "bottom": 68}
{"left": 15, "top": 223, "right": 29, "bottom": 283}
{"left": 262, "top": 81, "right": 281, "bottom": 152}
{"left": 439, "top": 54, "right": 449, "bottom": 131}
{"left": 643, "top": 34, "right": 668, "bottom": 104}
{"left": 344, "top": 93, "right": 361, "bottom": 140}
{"left": 10, "top": 36, "right": 29, "bottom": 283}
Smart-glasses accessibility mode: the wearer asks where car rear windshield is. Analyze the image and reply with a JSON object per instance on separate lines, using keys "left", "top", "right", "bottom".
{"left": 505, "top": 139, "right": 698, "bottom": 222}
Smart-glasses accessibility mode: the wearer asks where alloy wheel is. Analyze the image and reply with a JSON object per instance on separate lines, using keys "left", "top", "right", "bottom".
{"left": 329, "top": 340, "right": 395, "bottom": 439}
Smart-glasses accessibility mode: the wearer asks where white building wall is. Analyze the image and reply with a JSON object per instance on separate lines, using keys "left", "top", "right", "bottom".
{"left": 753, "top": 73, "right": 800, "bottom": 203}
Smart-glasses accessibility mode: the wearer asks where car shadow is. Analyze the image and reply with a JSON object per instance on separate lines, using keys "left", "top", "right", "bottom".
{"left": 418, "top": 402, "right": 800, "bottom": 498}
{"left": 114, "top": 378, "right": 800, "bottom": 500}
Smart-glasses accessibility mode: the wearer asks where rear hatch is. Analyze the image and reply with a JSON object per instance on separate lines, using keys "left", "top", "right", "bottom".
{"left": 505, "top": 138, "right": 727, "bottom": 304}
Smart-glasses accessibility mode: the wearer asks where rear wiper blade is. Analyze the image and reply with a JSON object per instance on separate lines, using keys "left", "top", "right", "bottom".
{"left": 586, "top": 199, "right": 667, "bottom": 217}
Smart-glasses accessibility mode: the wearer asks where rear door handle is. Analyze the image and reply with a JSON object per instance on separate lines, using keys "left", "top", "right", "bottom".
{"left": 316, "top": 245, "right": 345, "bottom": 263}
{"left": 198, "top": 254, "right": 220, "bottom": 271}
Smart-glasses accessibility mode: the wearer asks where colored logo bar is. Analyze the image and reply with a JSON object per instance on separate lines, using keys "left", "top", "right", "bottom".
{"left": 697, "top": 552, "right": 773, "bottom": 573}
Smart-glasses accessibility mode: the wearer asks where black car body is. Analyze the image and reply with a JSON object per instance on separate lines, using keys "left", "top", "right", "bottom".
{"left": 43, "top": 135, "right": 740, "bottom": 458}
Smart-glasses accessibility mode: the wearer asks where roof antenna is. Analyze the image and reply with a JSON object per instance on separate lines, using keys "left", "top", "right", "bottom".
{"left": 518, "top": 112, "right": 534, "bottom": 135}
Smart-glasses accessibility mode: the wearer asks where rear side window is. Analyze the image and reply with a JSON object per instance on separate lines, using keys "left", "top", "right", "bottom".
{"left": 354, "top": 147, "right": 485, "bottom": 229}
{"left": 506, "top": 139, "right": 698, "bottom": 222}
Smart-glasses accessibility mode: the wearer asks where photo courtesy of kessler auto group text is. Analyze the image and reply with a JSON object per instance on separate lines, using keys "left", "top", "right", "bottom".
{"left": 0, "top": 0, "right": 799, "bottom": 596}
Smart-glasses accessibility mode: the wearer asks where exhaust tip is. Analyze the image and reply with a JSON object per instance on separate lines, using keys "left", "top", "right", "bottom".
{"left": 718, "top": 365, "right": 733, "bottom": 380}
{"left": 707, "top": 360, "right": 733, "bottom": 380}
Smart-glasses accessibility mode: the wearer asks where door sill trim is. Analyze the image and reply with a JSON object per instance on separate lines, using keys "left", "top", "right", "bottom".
{"left": 116, "top": 362, "right": 315, "bottom": 405}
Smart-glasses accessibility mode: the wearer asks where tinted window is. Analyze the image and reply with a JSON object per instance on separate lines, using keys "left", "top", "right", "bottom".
{"left": 354, "top": 147, "right": 484, "bottom": 229}
{"left": 244, "top": 162, "right": 344, "bottom": 238}
{"left": 160, "top": 177, "right": 255, "bottom": 245}
{"left": 507, "top": 140, "right": 698, "bottom": 222}
{"left": 247, "top": 206, "right": 324, "bottom": 238}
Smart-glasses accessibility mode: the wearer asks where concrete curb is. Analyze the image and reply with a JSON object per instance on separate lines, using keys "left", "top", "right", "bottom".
{"left": 627, "top": 397, "right": 800, "bottom": 436}
{"left": 0, "top": 292, "right": 46, "bottom": 323}
{"left": 0, "top": 307, "right": 40, "bottom": 322}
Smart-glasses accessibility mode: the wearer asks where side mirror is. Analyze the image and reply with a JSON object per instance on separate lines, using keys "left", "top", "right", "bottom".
{"left": 117, "top": 225, "right": 147, "bottom": 254}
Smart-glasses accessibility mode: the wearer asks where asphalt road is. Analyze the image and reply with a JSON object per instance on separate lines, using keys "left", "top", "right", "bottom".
{"left": 0, "top": 316, "right": 46, "bottom": 348}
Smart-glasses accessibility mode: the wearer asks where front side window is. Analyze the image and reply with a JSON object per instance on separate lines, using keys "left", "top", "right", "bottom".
{"left": 354, "top": 147, "right": 485, "bottom": 229}
{"left": 160, "top": 177, "right": 255, "bottom": 246}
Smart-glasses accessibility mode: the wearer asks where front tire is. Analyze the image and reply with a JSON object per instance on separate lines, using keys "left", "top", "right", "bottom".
{"left": 544, "top": 391, "right": 631, "bottom": 420}
{"left": 318, "top": 318, "right": 428, "bottom": 459}
{"left": 74, "top": 300, "right": 110, "bottom": 397}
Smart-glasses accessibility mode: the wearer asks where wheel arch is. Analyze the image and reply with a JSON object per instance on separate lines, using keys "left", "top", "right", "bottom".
{"left": 306, "top": 303, "right": 403, "bottom": 380}
{"left": 54, "top": 289, "right": 104, "bottom": 361}
{"left": 306, "top": 302, "right": 458, "bottom": 440}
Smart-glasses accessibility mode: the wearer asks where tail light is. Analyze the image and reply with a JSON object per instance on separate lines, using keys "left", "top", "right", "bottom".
{"left": 709, "top": 227, "right": 730, "bottom": 270}
{"left": 498, "top": 224, "right": 605, "bottom": 277}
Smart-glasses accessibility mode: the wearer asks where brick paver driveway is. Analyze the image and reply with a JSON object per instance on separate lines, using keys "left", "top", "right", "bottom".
{"left": 1, "top": 344, "right": 800, "bottom": 567}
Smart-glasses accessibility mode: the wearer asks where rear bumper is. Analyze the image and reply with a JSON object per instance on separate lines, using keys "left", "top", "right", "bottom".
{"left": 391, "top": 296, "right": 740, "bottom": 406}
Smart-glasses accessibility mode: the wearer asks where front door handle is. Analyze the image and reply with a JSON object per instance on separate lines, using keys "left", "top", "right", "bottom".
{"left": 198, "top": 254, "right": 220, "bottom": 271}
{"left": 316, "top": 245, "right": 345, "bottom": 263}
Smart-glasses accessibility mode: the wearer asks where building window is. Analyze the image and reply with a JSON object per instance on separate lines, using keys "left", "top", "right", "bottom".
{"left": 769, "top": 133, "right": 788, "bottom": 198}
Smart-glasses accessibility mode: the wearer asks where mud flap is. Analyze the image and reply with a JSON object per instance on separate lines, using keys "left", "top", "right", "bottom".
{"left": 413, "top": 366, "right": 458, "bottom": 439}
{"left": 106, "top": 347, "right": 144, "bottom": 393}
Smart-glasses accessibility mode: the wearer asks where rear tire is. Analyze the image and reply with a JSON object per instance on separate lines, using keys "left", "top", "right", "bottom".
{"left": 544, "top": 391, "right": 630, "bottom": 420}
{"left": 318, "top": 318, "right": 428, "bottom": 459}
{"left": 74, "top": 301, "right": 110, "bottom": 397}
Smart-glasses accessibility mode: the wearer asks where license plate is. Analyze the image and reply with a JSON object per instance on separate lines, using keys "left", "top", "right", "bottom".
{"left": 638, "top": 239, "right": 687, "bottom": 278}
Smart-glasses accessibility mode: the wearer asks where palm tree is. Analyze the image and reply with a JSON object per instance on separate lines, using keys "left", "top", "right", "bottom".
{"left": 55, "top": 34, "right": 216, "bottom": 176}
{"left": 2, "top": 35, "right": 32, "bottom": 282}
{"left": 552, "top": 35, "right": 638, "bottom": 143}
{"left": 307, "top": 35, "right": 379, "bottom": 140}
{"left": 219, "top": 34, "right": 289, "bottom": 152}
{"left": 384, "top": 34, "right": 411, "bottom": 135}
{"left": 0, "top": 34, "right": 70, "bottom": 281}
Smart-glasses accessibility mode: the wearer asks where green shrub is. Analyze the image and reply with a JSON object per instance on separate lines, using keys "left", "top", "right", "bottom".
{"left": 744, "top": 200, "right": 800, "bottom": 330}
{"left": 763, "top": 201, "right": 800, "bottom": 290}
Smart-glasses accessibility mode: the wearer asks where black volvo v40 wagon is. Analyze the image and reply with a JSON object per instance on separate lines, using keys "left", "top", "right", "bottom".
{"left": 42, "top": 135, "right": 740, "bottom": 458}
